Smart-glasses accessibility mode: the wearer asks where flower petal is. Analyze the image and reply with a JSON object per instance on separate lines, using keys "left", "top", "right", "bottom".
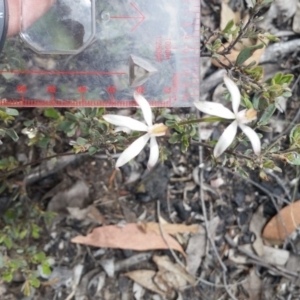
{"left": 224, "top": 75, "right": 241, "bottom": 115}
{"left": 116, "top": 134, "right": 150, "bottom": 168}
{"left": 239, "top": 124, "right": 261, "bottom": 155}
{"left": 194, "top": 101, "right": 235, "bottom": 119}
{"left": 103, "top": 115, "right": 148, "bottom": 131}
{"left": 133, "top": 92, "right": 153, "bottom": 127}
{"left": 148, "top": 137, "right": 159, "bottom": 169}
{"left": 213, "top": 121, "right": 238, "bottom": 157}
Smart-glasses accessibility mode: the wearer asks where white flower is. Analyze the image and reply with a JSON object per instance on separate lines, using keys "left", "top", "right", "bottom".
{"left": 22, "top": 127, "right": 38, "bottom": 139}
{"left": 103, "top": 92, "right": 167, "bottom": 168}
{"left": 194, "top": 75, "right": 261, "bottom": 157}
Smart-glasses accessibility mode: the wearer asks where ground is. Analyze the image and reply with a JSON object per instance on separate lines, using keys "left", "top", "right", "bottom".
{"left": 2, "top": 0, "right": 300, "bottom": 299}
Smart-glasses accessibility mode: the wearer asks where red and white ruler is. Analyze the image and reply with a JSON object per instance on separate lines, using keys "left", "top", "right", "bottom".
{"left": 0, "top": 0, "right": 200, "bottom": 107}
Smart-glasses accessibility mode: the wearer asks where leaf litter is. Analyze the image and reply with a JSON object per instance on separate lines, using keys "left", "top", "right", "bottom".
{"left": 71, "top": 222, "right": 202, "bottom": 256}
{"left": 124, "top": 255, "right": 195, "bottom": 298}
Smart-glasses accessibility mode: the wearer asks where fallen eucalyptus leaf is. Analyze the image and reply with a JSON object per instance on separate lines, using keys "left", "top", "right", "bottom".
{"left": 263, "top": 200, "right": 300, "bottom": 244}
{"left": 71, "top": 223, "right": 185, "bottom": 255}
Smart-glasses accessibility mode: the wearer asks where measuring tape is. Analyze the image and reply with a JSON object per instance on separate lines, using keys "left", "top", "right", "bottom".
{"left": 0, "top": 0, "right": 200, "bottom": 107}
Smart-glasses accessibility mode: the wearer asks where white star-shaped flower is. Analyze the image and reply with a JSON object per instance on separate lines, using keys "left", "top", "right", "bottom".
{"left": 103, "top": 92, "right": 167, "bottom": 168}
{"left": 194, "top": 75, "right": 261, "bottom": 158}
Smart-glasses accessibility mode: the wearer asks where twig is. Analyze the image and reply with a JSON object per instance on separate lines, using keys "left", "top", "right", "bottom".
{"left": 222, "top": 271, "right": 239, "bottom": 300}
{"left": 191, "top": 140, "right": 254, "bottom": 161}
{"left": 264, "top": 169, "right": 291, "bottom": 202}
{"left": 156, "top": 200, "right": 186, "bottom": 270}
{"left": 225, "top": 234, "right": 298, "bottom": 279}
{"left": 196, "top": 111, "right": 236, "bottom": 299}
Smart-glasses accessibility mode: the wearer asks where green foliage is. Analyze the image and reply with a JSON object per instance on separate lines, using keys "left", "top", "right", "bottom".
{"left": 236, "top": 43, "right": 264, "bottom": 66}
{"left": 0, "top": 108, "right": 19, "bottom": 143}
{"left": 290, "top": 124, "right": 300, "bottom": 148}
{"left": 164, "top": 113, "right": 198, "bottom": 152}
{"left": 0, "top": 156, "right": 18, "bottom": 171}
{"left": 0, "top": 197, "right": 54, "bottom": 296}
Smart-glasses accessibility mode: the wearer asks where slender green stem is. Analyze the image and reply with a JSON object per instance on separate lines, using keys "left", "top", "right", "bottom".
{"left": 174, "top": 116, "right": 230, "bottom": 127}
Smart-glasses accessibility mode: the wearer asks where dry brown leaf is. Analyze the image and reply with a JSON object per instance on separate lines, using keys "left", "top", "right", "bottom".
{"left": 212, "top": 39, "right": 267, "bottom": 68}
{"left": 262, "top": 246, "right": 289, "bottom": 266}
{"left": 293, "top": 2, "right": 300, "bottom": 33}
{"left": 140, "top": 222, "right": 200, "bottom": 235}
{"left": 153, "top": 255, "right": 195, "bottom": 286}
{"left": 125, "top": 255, "right": 194, "bottom": 297}
{"left": 220, "top": 0, "right": 240, "bottom": 34}
{"left": 242, "top": 269, "right": 262, "bottom": 300}
{"left": 186, "top": 226, "right": 206, "bottom": 276}
{"left": 250, "top": 205, "right": 266, "bottom": 257}
{"left": 124, "top": 270, "right": 166, "bottom": 297}
{"left": 71, "top": 223, "right": 186, "bottom": 255}
{"left": 263, "top": 200, "right": 300, "bottom": 244}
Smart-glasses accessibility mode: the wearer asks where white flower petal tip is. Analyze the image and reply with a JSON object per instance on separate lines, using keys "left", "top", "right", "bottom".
{"left": 193, "top": 101, "right": 235, "bottom": 119}
{"left": 115, "top": 134, "right": 150, "bottom": 168}
{"left": 147, "top": 137, "right": 159, "bottom": 169}
{"left": 223, "top": 75, "right": 241, "bottom": 114}
{"left": 103, "top": 114, "right": 148, "bottom": 132}
{"left": 213, "top": 121, "right": 238, "bottom": 158}
{"left": 133, "top": 92, "right": 153, "bottom": 127}
{"left": 239, "top": 124, "right": 261, "bottom": 156}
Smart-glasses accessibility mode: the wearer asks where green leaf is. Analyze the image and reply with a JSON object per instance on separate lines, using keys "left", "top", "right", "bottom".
{"left": 19, "top": 229, "right": 28, "bottom": 239}
{"left": 88, "top": 146, "right": 98, "bottom": 155}
{"left": 242, "top": 96, "right": 253, "bottom": 109}
{"left": 41, "top": 262, "right": 52, "bottom": 276}
{"left": 29, "top": 278, "right": 40, "bottom": 288}
{"left": 258, "top": 103, "right": 276, "bottom": 126}
{"left": 281, "top": 74, "right": 294, "bottom": 84}
{"left": 24, "top": 120, "right": 34, "bottom": 127}
{"left": 165, "top": 119, "right": 177, "bottom": 127}
{"left": 37, "top": 136, "right": 50, "bottom": 148}
{"left": 282, "top": 91, "right": 292, "bottom": 98}
{"left": 31, "top": 224, "right": 40, "bottom": 239}
{"left": 44, "top": 108, "right": 60, "bottom": 119}
{"left": 236, "top": 43, "right": 264, "bottom": 66}
{"left": 58, "top": 120, "right": 74, "bottom": 132}
{"left": 33, "top": 251, "right": 46, "bottom": 263}
{"left": 223, "top": 19, "right": 235, "bottom": 33}
{"left": 76, "top": 137, "right": 88, "bottom": 146}
{"left": 272, "top": 73, "right": 282, "bottom": 85}
{"left": 64, "top": 112, "right": 78, "bottom": 122}
{"left": 2, "top": 73, "right": 14, "bottom": 80}
{"left": 2, "top": 272, "right": 13, "bottom": 282}
{"left": 285, "top": 152, "right": 300, "bottom": 165}
{"left": 263, "top": 160, "right": 275, "bottom": 169}
{"left": 168, "top": 133, "right": 181, "bottom": 144}
{"left": 4, "top": 128, "right": 19, "bottom": 141}
{"left": 4, "top": 108, "right": 19, "bottom": 116}
{"left": 3, "top": 236, "right": 12, "bottom": 249}
{"left": 252, "top": 93, "right": 261, "bottom": 110}
{"left": 290, "top": 124, "right": 300, "bottom": 145}
{"left": 0, "top": 253, "right": 4, "bottom": 268}
{"left": 181, "top": 136, "right": 189, "bottom": 152}
{"left": 259, "top": 126, "right": 272, "bottom": 133}
{"left": 262, "top": 0, "right": 274, "bottom": 5}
